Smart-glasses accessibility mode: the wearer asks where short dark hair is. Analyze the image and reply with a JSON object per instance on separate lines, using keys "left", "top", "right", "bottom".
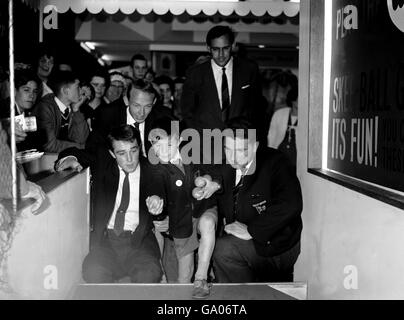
{"left": 47, "top": 70, "right": 78, "bottom": 96}
{"left": 225, "top": 117, "right": 257, "bottom": 141}
{"left": 89, "top": 71, "right": 110, "bottom": 89}
{"left": 145, "top": 68, "right": 156, "bottom": 78}
{"left": 15, "top": 69, "right": 39, "bottom": 90}
{"left": 206, "top": 26, "right": 235, "bottom": 46}
{"left": 35, "top": 43, "right": 56, "bottom": 65}
{"left": 130, "top": 54, "right": 147, "bottom": 67}
{"left": 154, "top": 75, "right": 174, "bottom": 93}
{"left": 149, "top": 115, "right": 184, "bottom": 139}
{"left": 174, "top": 77, "right": 185, "bottom": 85}
{"left": 79, "top": 81, "right": 95, "bottom": 102}
{"left": 126, "top": 79, "right": 158, "bottom": 101}
{"left": 107, "top": 124, "right": 142, "bottom": 153}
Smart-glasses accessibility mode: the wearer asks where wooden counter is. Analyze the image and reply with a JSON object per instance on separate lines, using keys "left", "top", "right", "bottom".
{"left": 0, "top": 157, "right": 90, "bottom": 299}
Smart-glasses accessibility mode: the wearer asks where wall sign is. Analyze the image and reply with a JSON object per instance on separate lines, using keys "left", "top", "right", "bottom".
{"left": 327, "top": 0, "right": 404, "bottom": 192}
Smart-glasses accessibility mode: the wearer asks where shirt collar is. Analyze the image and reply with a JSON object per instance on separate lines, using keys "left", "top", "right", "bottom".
{"left": 126, "top": 107, "right": 140, "bottom": 126}
{"left": 118, "top": 162, "right": 140, "bottom": 176}
{"left": 169, "top": 150, "right": 182, "bottom": 164}
{"left": 237, "top": 158, "right": 254, "bottom": 176}
{"left": 54, "top": 96, "right": 69, "bottom": 114}
{"left": 211, "top": 56, "right": 233, "bottom": 73}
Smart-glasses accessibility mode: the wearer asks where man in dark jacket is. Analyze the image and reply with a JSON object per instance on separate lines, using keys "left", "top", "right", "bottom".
{"left": 57, "top": 125, "right": 164, "bottom": 283}
{"left": 33, "top": 70, "right": 89, "bottom": 153}
{"left": 213, "top": 117, "right": 302, "bottom": 283}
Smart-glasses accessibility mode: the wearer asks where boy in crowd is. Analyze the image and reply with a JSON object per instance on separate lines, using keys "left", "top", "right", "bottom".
{"left": 146, "top": 116, "right": 221, "bottom": 299}
{"left": 33, "top": 70, "right": 89, "bottom": 153}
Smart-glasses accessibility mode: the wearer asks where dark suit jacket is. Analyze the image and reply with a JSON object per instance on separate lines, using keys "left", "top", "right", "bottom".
{"left": 218, "top": 146, "right": 303, "bottom": 257}
{"left": 180, "top": 57, "right": 264, "bottom": 131}
{"left": 87, "top": 98, "right": 173, "bottom": 156}
{"left": 59, "top": 147, "right": 164, "bottom": 253}
{"left": 154, "top": 162, "right": 218, "bottom": 239}
{"left": 33, "top": 94, "right": 89, "bottom": 153}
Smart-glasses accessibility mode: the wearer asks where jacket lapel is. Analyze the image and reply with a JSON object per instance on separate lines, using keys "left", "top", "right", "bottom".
{"left": 231, "top": 57, "right": 240, "bottom": 110}
{"left": 104, "top": 160, "right": 120, "bottom": 226}
{"left": 131, "top": 161, "right": 148, "bottom": 248}
{"left": 206, "top": 63, "right": 221, "bottom": 112}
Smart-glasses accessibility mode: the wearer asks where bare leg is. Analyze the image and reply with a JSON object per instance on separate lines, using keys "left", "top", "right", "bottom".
{"left": 177, "top": 252, "right": 194, "bottom": 283}
{"left": 194, "top": 207, "right": 218, "bottom": 281}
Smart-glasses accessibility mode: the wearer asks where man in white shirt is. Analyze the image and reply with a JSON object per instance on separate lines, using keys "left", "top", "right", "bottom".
{"left": 181, "top": 25, "right": 263, "bottom": 134}
{"left": 58, "top": 125, "right": 163, "bottom": 283}
{"left": 86, "top": 79, "right": 172, "bottom": 158}
{"left": 213, "top": 117, "right": 302, "bottom": 283}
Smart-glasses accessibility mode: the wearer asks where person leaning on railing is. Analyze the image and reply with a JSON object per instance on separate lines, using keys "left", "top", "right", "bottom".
{"left": 0, "top": 121, "right": 46, "bottom": 216}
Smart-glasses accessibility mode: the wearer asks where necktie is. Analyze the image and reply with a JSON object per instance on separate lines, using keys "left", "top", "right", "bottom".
{"left": 62, "top": 108, "right": 70, "bottom": 119}
{"left": 133, "top": 122, "right": 140, "bottom": 130}
{"left": 233, "top": 169, "right": 246, "bottom": 219}
{"left": 221, "top": 67, "right": 230, "bottom": 123}
{"left": 60, "top": 108, "right": 70, "bottom": 141}
{"left": 114, "top": 172, "right": 130, "bottom": 236}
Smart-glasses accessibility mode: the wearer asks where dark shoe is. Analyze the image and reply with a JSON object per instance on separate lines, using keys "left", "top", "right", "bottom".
{"left": 192, "top": 279, "right": 211, "bottom": 299}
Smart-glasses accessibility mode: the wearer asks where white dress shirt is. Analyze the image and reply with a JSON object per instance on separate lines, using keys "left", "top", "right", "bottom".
{"left": 126, "top": 107, "right": 146, "bottom": 157}
{"left": 54, "top": 96, "right": 69, "bottom": 115}
{"left": 211, "top": 57, "right": 233, "bottom": 108}
{"left": 235, "top": 159, "right": 254, "bottom": 186}
{"left": 107, "top": 165, "right": 140, "bottom": 232}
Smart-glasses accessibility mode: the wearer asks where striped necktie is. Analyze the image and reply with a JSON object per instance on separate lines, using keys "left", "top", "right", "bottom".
{"left": 221, "top": 67, "right": 230, "bottom": 123}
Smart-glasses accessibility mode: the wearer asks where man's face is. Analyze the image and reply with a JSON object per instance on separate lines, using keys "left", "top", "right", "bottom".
{"left": 174, "top": 83, "right": 183, "bottom": 101}
{"left": 128, "top": 88, "right": 155, "bottom": 123}
{"left": 149, "top": 130, "right": 180, "bottom": 163}
{"left": 65, "top": 79, "right": 80, "bottom": 104}
{"left": 109, "top": 139, "right": 140, "bottom": 173}
{"left": 208, "top": 35, "right": 232, "bottom": 67}
{"left": 37, "top": 55, "right": 54, "bottom": 80}
{"left": 91, "top": 76, "right": 106, "bottom": 99}
{"left": 15, "top": 81, "right": 38, "bottom": 110}
{"left": 106, "top": 80, "right": 124, "bottom": 102}
{"left": 224, "top": 136, "right": 258, "bottom": 170}
{"left": 158, "top": 83, "right": 172, "bottom": 106}
{"left": 132, "top": 59, "right": 147, "bottom": 80}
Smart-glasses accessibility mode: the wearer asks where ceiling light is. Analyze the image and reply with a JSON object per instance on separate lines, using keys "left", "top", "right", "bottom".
{"left": 85, "top": 42, "right": 96, "bottom": 50}
{"left": 80, "top": 42, "right": 91, "bottom": 54}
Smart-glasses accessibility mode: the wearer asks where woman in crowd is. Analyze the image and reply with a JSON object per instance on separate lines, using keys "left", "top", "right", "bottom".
{"left": 83, "top": 72, "right": 109, "bottom": 131}
{"left": 155, "top": 75, "right": 181, "bottom": 118}
{"left": 267, "top": 70, "right": 298, "bottom": 169}
{"left": 0, "top": 68, "right": 43, "bottom": 151}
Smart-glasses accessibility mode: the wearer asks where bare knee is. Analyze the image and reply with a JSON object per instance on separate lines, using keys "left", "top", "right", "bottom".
{"left": 198, "top": 212, "right": 217, "bottom": 235}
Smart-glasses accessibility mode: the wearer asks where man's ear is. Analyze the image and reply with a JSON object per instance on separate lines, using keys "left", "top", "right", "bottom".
{"left": 61, "top": 84, "right": 69, "bottom": 97}
{"left": 108, "top": 149, "right": 116, "bottom": 159}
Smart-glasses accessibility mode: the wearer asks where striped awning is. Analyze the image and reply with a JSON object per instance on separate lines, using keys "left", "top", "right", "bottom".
{"left": 22, "top": 0, "right": 299, "bottom": 17}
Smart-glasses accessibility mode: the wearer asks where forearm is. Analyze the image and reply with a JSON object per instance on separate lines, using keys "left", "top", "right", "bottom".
{"left": 69, "top": 111, "right": 90, "bottom": 144}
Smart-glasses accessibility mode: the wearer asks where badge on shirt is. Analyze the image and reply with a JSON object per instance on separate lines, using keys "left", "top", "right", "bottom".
{"left": 176, "top": 179, "right": 183, "bottom": 187}
{"left": 252, "top": 200, "right": 267, "bottom": 214}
